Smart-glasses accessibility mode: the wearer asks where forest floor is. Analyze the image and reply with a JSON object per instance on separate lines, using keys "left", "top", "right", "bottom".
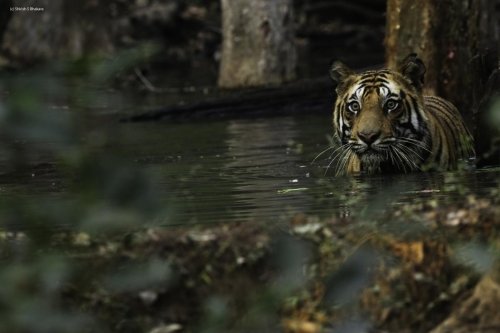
{"left": 60, "top": 181, "right": 500, "bottom": 333}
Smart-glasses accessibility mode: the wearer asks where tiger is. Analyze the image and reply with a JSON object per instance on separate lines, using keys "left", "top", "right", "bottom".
{"left": 328, "top": 53, "right": 475, "bottom": 176}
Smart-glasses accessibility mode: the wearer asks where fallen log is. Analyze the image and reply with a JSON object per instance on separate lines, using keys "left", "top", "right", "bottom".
{"left": 121, "top": 76, "right": 334, "bottom": 122}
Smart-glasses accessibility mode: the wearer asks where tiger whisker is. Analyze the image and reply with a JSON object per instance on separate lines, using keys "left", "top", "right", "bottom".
{"left": 393, "top": 137, "right": 430, "bottom": 167}
{"left": 396, "top": 143, "right": 423, "bottom": 162}
{"left": 326, "top": 144, "right": 349, "bottom": 162}
{"left": 396, "top": 141, "right": 426, "bottom": 165}
{"left": 324, "top": 144, "right": 350, "bottom": 176}
{"left": 394, "top": 146, "right": 412, "bottom": 172}
{"left": 397, "top": 138, "right": 427, "bottom": 150}
{"left": 398, "top": 138, "right": 432, "bottom": 153}
{"left": 394, "top": 143, "right": 419, "bottom": 170}
{"left": 388, "top": 146, "right": 397, "bottom": 166}
{"left": 311, "top": 145, "right": 335, "bottom": 164}
{"left": 391, "top": 145, "right": 409, "bottom": 172}
{"left": 336, "top": 149, "right": 353, "bottom": 176}
{"left": 324, "top": 153, "right": 339, "bottom": 176}
{"left": 396, "top": 146, "right": 416, "bottom": 170}
{"left": 329, "top": 145, "right": 350, "bottom": 176}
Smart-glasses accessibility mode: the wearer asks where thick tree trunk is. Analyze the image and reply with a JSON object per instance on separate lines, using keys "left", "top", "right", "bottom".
{"left": 385, "top": 0, "right": 499, "bottom": 164}
{"left": 218, "top": 0, "right": 297, "bottom": 88}
{"left": 385, "top": 0, "right": 498, "bottom": 118}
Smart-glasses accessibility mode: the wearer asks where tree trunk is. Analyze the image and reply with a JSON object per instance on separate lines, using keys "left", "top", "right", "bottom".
{"left": 385, "top": 0, "right": 499, "bottom": 165}
{"left": 218, "top": 0, "right": 297, "bottom": 88}
{"left": 385, "top": 0, "right": 498, "bottom": 120}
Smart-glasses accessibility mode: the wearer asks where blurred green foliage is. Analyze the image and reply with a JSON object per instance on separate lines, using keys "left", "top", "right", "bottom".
{"left": 0, "top": 45, "right": 320, "bottom": 333}
{"left": 0, "top": 47, "right": 174, "bottom": 333}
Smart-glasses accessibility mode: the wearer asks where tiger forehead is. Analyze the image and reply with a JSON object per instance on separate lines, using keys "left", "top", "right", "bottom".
{"left": 347, "top": 73, "right": 401, "bottom": 100}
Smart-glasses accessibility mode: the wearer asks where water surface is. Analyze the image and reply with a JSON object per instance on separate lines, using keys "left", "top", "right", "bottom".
{"left": 2, "top": 110, "right": 498, "bottom": 228}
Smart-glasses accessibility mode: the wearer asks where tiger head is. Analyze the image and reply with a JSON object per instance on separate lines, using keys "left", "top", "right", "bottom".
{"left": 330, "top": 54, "right": 431, "bottom": 174}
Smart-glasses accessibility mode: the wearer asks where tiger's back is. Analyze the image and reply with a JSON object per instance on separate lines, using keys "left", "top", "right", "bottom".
{"left": 423, "top": 96, "right": 475, "bottom": 170}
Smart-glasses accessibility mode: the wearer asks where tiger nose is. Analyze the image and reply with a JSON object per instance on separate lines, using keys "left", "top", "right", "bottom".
{"left": 358, "top": 130, "right": 381, "bottom": 145}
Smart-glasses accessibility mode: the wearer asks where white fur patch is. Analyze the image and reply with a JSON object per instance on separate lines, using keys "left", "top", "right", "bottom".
{"left": 338, "top": 110, "right": 344, "bottom": 132}
{"left": 379, "top": 86, "right": 389, "bottom": 98}
{"left": 385, "top": 81, "right": 399, "bottom": 95}
{"left": 354, "top": 86, "right": 364, "bottom": 100}
{"left": 410, "top": 109, "right": 419, "bottom": 128}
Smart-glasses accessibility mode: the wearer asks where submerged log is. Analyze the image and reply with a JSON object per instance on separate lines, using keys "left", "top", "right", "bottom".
{"left": 123, "top": 77, "right": 332, "bottom": 122}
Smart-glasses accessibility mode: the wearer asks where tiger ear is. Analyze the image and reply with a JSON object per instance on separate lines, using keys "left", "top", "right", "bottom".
{"left": 329, "top": 60, "right": 354, "bottom": 86}
{"left": 398, "top": 53, "right": 426, "bottom": 89}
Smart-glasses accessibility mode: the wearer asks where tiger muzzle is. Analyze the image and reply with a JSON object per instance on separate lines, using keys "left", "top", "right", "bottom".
{"left": 357, "top": 130, "right": 381, "bottom": 146}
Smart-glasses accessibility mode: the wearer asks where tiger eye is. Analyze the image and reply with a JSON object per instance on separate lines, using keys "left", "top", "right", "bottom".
{"left": 348, "top": 101, "right": 360, "bottom": 113}
{"left": 385, "top": 99, "right": 399, "bottom": 112}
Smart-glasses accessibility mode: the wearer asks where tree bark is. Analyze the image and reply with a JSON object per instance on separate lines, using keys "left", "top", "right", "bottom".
{"left": 385, "top": 0, "right": 499, "bottom": 165}
{"left": 385, "top": 0, "right": 498, "bottom": 121}
{"left": 218, "top": 0, "right": 297, "bottom": 88}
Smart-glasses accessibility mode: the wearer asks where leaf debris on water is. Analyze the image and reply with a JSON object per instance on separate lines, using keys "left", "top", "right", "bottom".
{"left": 277, "top": 188, "right": 308, "bottom": 194}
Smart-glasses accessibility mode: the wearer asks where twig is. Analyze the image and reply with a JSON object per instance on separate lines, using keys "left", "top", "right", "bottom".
{"left": 134, "top": 67, "right": 161, "bottom": 93}
{"left": 134, "top": 67, "right": 214, "bottom": 94}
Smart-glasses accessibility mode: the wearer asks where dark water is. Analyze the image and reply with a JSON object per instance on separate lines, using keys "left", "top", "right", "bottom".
{"left": 1, "top": 110, "right": 499, "bottom": 227}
